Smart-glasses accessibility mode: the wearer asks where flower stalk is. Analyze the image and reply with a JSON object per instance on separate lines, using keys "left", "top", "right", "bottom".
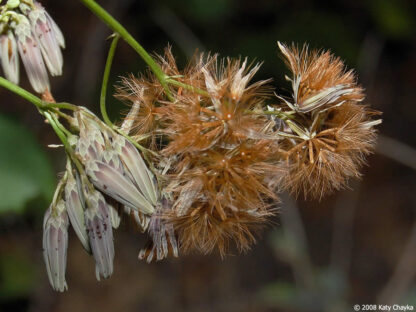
{"left": 100, "top": 34, "right": 119, "bottom": 128}
{"left": 79, "top": 0, "right": 175, "bottom": 101}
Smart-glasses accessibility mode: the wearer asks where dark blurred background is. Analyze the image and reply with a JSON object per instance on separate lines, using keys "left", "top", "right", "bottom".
{"left": 0, "top": 0, "right": 415, "bottom": 311}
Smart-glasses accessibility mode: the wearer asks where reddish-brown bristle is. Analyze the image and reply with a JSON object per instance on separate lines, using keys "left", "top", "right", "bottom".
{"left": 173, "top": 209, "right": 270, "bottom": 257}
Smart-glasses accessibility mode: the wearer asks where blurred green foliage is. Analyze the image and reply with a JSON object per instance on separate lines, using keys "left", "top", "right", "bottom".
{"left": 0, "top": 115, "right": 55, "bottom": 214}
{"left": 0, "top": 252, "right": 36, "bottom": 300}
{"left": 369, "top": 0, "right": 415, "bottom": 39}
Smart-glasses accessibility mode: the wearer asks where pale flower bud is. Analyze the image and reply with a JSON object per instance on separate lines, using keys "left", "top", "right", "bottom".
{"left": 0, "top": 31, "right": 19, "bottom": 84}
{"left": 14, "top": 17, "right": 50, "bottom": 93}
{"left": 28, "top": 1, "right": 63, "bottom": 76}
{"left": 65, "top": 165, "right": 91, "bottom": 253}
{"left": 43, "top": 198, "right": 69, "bottom": 292}
{"left": 84, "top": 189, "right": 114, "bottom": 281}
{"left": 75, "top": 109, "right": 158, "bottom": 215}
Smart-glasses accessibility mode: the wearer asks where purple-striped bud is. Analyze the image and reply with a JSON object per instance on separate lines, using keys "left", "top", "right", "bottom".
{"left": 75, "top": 109, "right": 158, "bottom": 215}
{"left": 14, "top": 17, "right": 50, "bottom": 93}
{"left": 138, "top": 198, "right": 178, "bottom": 263}
{"left": 44, "top": 9, "right": 65, "bottom": 49}
{"left": 65, "top": 166, "right": 90, "bottom": 253}
{"left": 43, "top": 198, "right": 69, "bottom": 292}
{"left": 84, "top": 190, "right": 114, "bottom": 281}
{"left": 0, "top": 31, "right": 19, "bottom": 84}
{"left": 28, "top": 2, "right": 63, "bottom": 76}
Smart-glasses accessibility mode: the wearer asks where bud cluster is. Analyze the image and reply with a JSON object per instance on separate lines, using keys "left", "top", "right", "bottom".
{"left": 42, "top": 107, "right": 176, "bottom": 291}
{"left": 0, "top": 0, "right": 64, "bottom": 93}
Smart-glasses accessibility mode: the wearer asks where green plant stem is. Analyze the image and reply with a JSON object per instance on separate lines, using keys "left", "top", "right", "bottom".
{"left": 43, "top": 111, "right": 71, "bottom": 150}
{"left": 44, "top": 111, "right": 88, "bottom": 179}
{"left": 43, "top": 102, "right": 78, "bottom": 110}
{"left": 165, "top": 78, "right": 209, "bottom": 97}
{"left": 79, "top": 0, "right": 174, "bottom": 102}
{"left": 0, "top": 76, "right": 77, "bottom": 111}
{"left": 100, "top": 34, "right": 119, "bottom": 127}
{"left": 0, "top": 76, "right": 43, "bottom": 108}
{"left": 50, "top": 112, "right": 73, "bottom": 138}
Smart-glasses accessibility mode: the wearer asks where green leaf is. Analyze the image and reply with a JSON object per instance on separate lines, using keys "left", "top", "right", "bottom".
{"left": 0, "top": 114, "right": 55, "bottom": 214}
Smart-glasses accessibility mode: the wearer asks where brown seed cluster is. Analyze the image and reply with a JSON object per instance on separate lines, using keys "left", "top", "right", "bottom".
{"left": 116, "top": 48, "right": 282, "bottom": 256}
{"left": 275, "top": 43, "right": 381, "bottom": 199}
{"left": 115, "top": 43, "right": 381, "bottom": 257}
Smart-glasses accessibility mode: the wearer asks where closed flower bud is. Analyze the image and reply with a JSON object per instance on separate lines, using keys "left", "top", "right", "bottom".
{"left": 84, "top": 189, "right": 114, "bottom": 281}
{"left": 0, "top": 0, "right": 64, "bottom": 92}
{"left": 28, "top": 1, "right": 64, "bottom": 76}
{"left": 43, "top": 196, "right": 69, "bottom": 292}
{"left": 0, "top": 31, "right": 19, "bottom": 84}
{"left": 14, "top": 17, "right": 50, "bottom": 93}
{"left": 75, "top": 108, "right": 157, "bottom": 215}
{"left": 116, "top": 136, "right": 158, "bottom": 206}
{"left": 65, "top": 164, "right": 90, "bottom": 253}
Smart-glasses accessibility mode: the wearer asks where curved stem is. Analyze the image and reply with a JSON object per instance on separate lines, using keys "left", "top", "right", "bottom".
{"left": 0, "top": 76, "right": 43, "bottom": 108}
{"left": 79, "top": 0, "right": 174, "bottom": 101}
{"left": 0, "top": 76, "right": 78, "bottom": 111}
{"left": 100, "top": 34, "right": 119, "bottom": 127}
{"left": 45, "top": 111, "right": 87, "bottom": 179}
{"left": 51, "top": 112, "right": 73, "bottom": 138}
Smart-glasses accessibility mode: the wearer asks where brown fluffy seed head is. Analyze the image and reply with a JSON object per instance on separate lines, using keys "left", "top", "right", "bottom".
{"left": 173, "top": 209, "right": 270, "bottom": 258}
{"left": 277, "top": 42, "right": 364, "bottom": 112}
{"left": 116, "top": 49, "right": 279, "bottom": 256}
{"left": 275, "top": 43, "right": 381, "bottom": 199}
{"left": 165, "top": 141, "right": 281, "bottom": 256}
{"left": 159, "top": 56, "right": 272, "bottom": 156}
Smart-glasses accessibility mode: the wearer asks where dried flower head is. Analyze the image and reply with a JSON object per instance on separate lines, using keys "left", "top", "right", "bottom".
{"left": 277, "top": 42, "right": 364, "bottom": 113}
{"left": 274, "top": 42, "right": 381, "bottom": 199}
{"left": 116, "top": 49, "right": 281, "bottom": 257}
{"left": 160, "top": 56, "right": 271, "bottom": 156}
{"left": 167, "top": 143, "right": 280, "bottom": 256}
